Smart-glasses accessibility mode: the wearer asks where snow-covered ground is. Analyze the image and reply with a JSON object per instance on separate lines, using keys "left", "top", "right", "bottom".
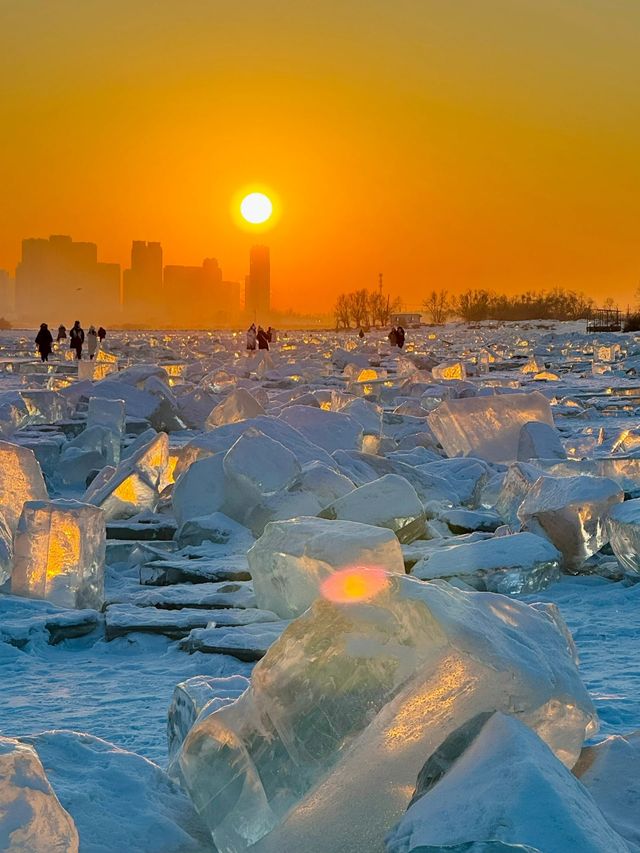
{"left": 1, "top": 322, "right": 640, "bottom": 851}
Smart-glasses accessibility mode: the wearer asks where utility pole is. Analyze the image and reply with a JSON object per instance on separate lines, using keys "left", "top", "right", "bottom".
{"left": 378, "top": 272, "right": 383, "bottom": 296}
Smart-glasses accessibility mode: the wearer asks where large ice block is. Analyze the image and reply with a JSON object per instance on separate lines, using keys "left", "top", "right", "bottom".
{"left": 87, "top": 396, "right": 126, "bottom": 436}
{"left": 278, "top": 405, "right": 364, "bottom": 453}
{"left": 517, "top": 420, "right": 566, "bottom": 461}
{"left": 607, "top": 498, "right": 640, "bottom": 577}
{"left": 0, "top": 439, "right": 48, "bottom": 535}
{"left": 428, "top": 391, "right": 555, "bottom": 463}
{"left": 174, "top": 573, "right": 596, "bottom": 853}
{"left": 319, "top": 473, "right": 425, "bottom": 542}
{"left": 410, "top": 531, "right": 562, "bottom": 594}
{"left": 518, "top": 475, "right": 623, "bottom": 572}
{"left": 386, "top": 713, "right": 628, "bottom": 853}
{"left": 172, "top": 453, "right": 226, "bottom": 527}
{"left": 0, "top": 735, "right": 79, "bottom": 852}
{"left": 84, "top": 431, "right": 168, "bottom": 520}
{"left": 206, "top": 388, "right": 265, "bottom": 427}
{"left": 11, "top": 499, "right": 106, "bottom": 609}
{"left": 494, "top": 461, "right": 544, "bottom": 526}
{"left": 247, "top": 517, "right": 405, "bottom": 618}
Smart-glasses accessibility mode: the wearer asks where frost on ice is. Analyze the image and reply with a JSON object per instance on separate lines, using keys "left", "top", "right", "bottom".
{"left": 11, "top": 499, "right": 106, "bottom": 610}
{"left": 174, "top": 571, "right": 595, "bottom": 852}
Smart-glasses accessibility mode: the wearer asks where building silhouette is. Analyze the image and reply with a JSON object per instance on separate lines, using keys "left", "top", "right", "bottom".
{"left": 123, "top": 241, "right": 163, "bottom": 323}
{"left": 15, "top": 235, "right": 120, "bottom": 325}
{"left": 163, "top": 258, "right": 240, "bottom": 327}
{"left": 245, "top": 245, "right": 270, "bottom": 320}
{"left": 0, "top": 270, "right": 14, "bottom": 319}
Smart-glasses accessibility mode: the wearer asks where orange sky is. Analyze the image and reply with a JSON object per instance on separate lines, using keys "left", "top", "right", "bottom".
{"left": 1, "top": 0, "right": 639, "bottom": 313}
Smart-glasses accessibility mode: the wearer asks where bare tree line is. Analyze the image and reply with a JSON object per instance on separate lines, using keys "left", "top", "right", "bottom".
{"left": 334, "top": 289, "right": 401, "bottom": 329}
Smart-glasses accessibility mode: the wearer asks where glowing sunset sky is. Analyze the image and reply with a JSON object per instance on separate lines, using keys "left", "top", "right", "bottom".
{"left": 1, "top": 1, "right": 639, "bottom": 312}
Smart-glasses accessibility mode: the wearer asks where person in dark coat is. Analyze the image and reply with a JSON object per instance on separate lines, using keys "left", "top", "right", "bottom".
{"left": 97, "top": 326, "right": 106, "bottom": 342}
{"left": 388, "top": 326, "right": 398, "bottom": 347}
{"left": 56, "top": 324, "right": 67, "bottom": 342}
{"left": 35, "top": 323, "right": 53, "bottom": 362}
{"left": 257, "top": 326, "right": 270, "bottom": 350}
{"left": 396, "top": 325, "right": 406, "bottom": 348}
{"left": 358, "top": 327, "right": 365, "bottom": 339}
{"left": 69, "top": 320, "right": 85, "bottom": 360}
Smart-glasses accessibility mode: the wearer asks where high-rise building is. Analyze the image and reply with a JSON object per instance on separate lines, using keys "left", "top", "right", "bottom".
{"left": 123, "top": 240, "right": 163, "bottom": 323}
{"left": 0, "top": 270, "right": 15, "bottom": 319}
{"left": 163, "top": 258, "right": 240, "bottom": 327}
{"left": 15, "top": 235, "right": 120, "bottom": 324}
{"left": 245, "top": 245, "right": 270, "bottom": 320}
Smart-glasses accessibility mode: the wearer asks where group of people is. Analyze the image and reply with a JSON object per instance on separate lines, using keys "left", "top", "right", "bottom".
{"left": 246, "top": 324, "right": 275, "bottom": 352}
{"left": 35, "top": 321, "right": 107, "bottom": 362}
{"left": 388, "top": 325, "right": 406, "bottom": 348}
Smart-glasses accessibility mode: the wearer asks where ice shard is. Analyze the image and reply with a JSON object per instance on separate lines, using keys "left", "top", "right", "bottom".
{"left": 11, "top": 499, "right": 106, "bottom": 609}
{"left": 174, "top": 572, "right": 596, "bottom": 853}
{"left": 206, "top": 388, "right": 265, "bottom": 427}
{"left": 606, "top": 498, "right": 640, "bottom": 577}
{"left": 428, "top": 391, "right": 555, "bottom": 463}
{"left": 517, "top": 475, "right": 623, "bottom": 572}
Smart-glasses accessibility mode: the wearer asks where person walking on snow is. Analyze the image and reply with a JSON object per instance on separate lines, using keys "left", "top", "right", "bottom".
{"left": 69, "top": 320, "right": 84, "bottom": 359}
{"left": 35, "top": 323, "right": 53, "bottom": 362}
{"left": 87, "top": 325, "right": 98, "bottom": 359}
{"left": 246, "top": 324, "right": 257, "bottom": 352}
{"left": 257, "top": 326, "right": 270, "bottom": 350}
{"left": 97, "top": 326, "right": 106, "bottom": 342}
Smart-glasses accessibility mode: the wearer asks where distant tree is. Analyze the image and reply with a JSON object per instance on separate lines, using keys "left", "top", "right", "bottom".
{"left": 348, "top": 289, "right": 370, "bottom": 329}
{"left": 423, "top": 289, "right": 450, "bottom": 325}
{"left": 334, "top": 293, "right": 351, "bottom": 329}
{"left": 0, "top": 317, "right": 11, "bottom": 330}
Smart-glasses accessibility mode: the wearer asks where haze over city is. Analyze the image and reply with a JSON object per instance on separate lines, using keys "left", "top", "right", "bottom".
{"left": 2, "top": 1, "right": 640, "bottom": 320}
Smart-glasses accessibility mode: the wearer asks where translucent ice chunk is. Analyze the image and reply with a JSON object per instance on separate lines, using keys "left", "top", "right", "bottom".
{"left": 494, "top": 462, "right": 544, "bottom": 526}
{"left": 87, "top": 396, "right": 126, "bottom": 436}
{"left": 319, "top": 473, "right": 425, "bottom": 543}
{"left": 11, "top": 499, "right": 106, "bottom": 609}
{"left": 206, "top": 388, "right": 265, "bottom": 427}
{"left": 278, "top": 405, "right": 364, "bottom": 453}
{"left": 0, "top": 439, "right": 48, "bottom": 535}
{"left": 0, "top": 735, "right": 79, "bottom": 852}
{"left": 517, "top": 421, "right": 566, "bottom": 461}
{"left": 247, "top": 517, "right": 405, "bottom": 618}
{"left": 432, "top": 360, "right": 467, "bottom": 380}
{"left": 428, "top": 391, "right": 555, "bottom": 463}
{"left": 518, "top": 475, "right": 623, "bottom": 572}
{"left": 174, "top": 573, "right": 596, "bottom": 853}
{"left": 386, "top": 713, "right": 627, "bottom": 853}
{"left": 607, "top": 498, "right": 640, "bottom": 577}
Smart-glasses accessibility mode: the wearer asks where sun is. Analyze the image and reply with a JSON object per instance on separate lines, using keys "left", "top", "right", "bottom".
{"left": 240, "top": 192, "right": 273, "bottom": 224}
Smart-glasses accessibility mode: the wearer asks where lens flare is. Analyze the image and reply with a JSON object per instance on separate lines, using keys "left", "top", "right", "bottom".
{"left": 321, "top": 567, "right": 389, "bottom": 604}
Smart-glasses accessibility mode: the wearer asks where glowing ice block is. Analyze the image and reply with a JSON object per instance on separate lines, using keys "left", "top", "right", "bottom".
{"left": 11, "top": 499, "right": 106, "bottom": 609}
{"left": 428, "top": 391, "right": 555, "bottom": 463}
{"left": 174, "top": 573, "right": 596, "bottom": 853}
{"left": 206, "top": 388, "right": 265, "bottom": 427}
{"left": 0, "top": 439, "right": 48, "bottom": 535}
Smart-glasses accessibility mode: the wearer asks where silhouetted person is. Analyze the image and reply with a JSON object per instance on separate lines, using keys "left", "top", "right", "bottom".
{"left": 70, "top": 320, "right": 84, "bottom": 359}
{"left": 396, "top": 325, "right": 406, "bottom": 348}
{"left": 35, "top": 323, "right": 53, "bottom": 362}
{"left": 56, "top": 324, "right": 67, "bottom": 342}
{"left": 388, "top": 326, "right": 398, "bottom": 347}
{"left": 266, "top": 326, "right": 273, "bottom": 343}
{"left": 87, "top": 325, "right": 98, "bottom": 359}
{"left": 358, "top": 327, "right": 365, "bottom": 339}
{"left": 257, "top": 326, "right": 270, "bottom": 350}
{"left": 98, "top": 326, "right": 106, "bottom": 342}
{"left": 246, "top": 324, "right": 257, "bottom": 352}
